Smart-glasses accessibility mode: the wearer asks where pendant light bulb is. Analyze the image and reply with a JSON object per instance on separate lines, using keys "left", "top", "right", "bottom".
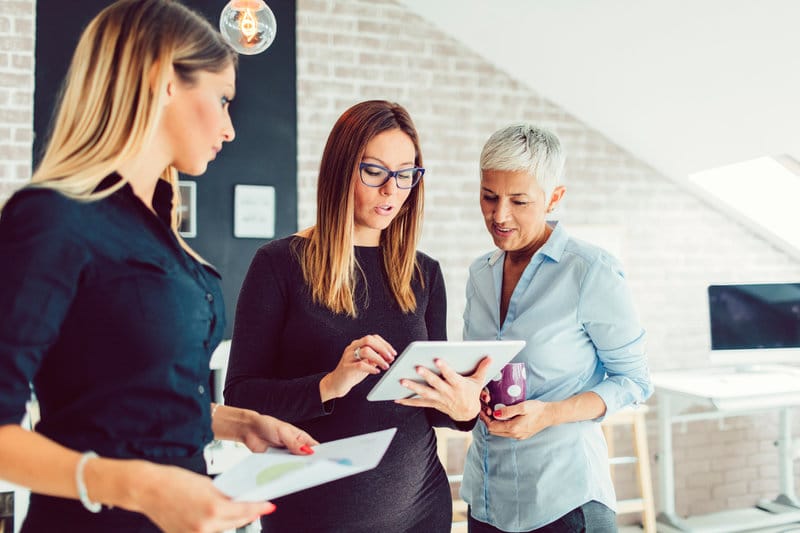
{"left": 219, "top": 0, "right": 277, "bottom": 55}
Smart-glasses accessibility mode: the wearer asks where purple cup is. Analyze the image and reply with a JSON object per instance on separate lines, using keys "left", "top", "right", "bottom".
{"left": 486, "top": 362, "right": 527, "bottom": 413}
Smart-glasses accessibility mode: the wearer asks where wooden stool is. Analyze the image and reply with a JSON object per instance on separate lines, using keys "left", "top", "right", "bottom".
{"left": 601, "top": 405, "right": 656, "bottom": 533}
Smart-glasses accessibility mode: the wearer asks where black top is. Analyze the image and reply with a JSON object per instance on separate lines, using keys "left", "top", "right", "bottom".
{"left": 225, "top": 236, "right": 462, "bottom": 533}
{"left": 0, "top": 175, "right": 224, "bottom": 531}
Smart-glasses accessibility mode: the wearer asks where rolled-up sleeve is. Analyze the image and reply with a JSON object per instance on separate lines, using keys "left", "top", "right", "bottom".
{"left": 0, "top": 190, "right": 88, "bottom": 425}
{"left": 578, "top": 254, "right": 652, "bottom": 417}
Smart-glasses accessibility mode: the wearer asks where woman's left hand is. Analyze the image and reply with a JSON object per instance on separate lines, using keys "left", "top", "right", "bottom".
{"left": 243, "top": 414, "right": 319, "bottom": 455}
{"left": 479, "top": 399, "right": 554, "bottom": 440}
{"left": 394, "top": 357, "right": 492, "bottom": 421}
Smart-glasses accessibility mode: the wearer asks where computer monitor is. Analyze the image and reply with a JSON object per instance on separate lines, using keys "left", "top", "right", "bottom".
{"left": 707, "top": 283, "right": 800, "bottom": 366}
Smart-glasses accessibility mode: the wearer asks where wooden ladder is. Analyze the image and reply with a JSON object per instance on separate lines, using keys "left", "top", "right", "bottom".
{"left": 601, "top": 405, "right": 657, "bottom": 533}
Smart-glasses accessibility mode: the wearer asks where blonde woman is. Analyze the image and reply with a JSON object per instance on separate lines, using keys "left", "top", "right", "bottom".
{"left": 0, "top": 1, "right": 317, "bottom": 532}
{"left": 225, "top": 100, "right": 491, "bottom": 532}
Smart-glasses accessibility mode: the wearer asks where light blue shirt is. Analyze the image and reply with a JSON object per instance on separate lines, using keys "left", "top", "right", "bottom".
{"left": 460, "top": 223, "right": 653, "bottom": 532}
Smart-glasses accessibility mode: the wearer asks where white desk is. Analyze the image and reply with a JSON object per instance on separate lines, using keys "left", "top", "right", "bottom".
{"left": 653, "top": 365, "right": 800, "bottom": 532}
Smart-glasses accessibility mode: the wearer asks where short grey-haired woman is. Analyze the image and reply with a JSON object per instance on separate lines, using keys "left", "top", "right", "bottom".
{"left": 461, "top": 123, "right": 653, "bottom": 533}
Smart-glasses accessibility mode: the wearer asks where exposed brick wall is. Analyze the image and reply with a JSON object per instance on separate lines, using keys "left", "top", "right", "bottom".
{"left": 0, "top": 0, "right": 34, "bottom": 202}
{"left": 5, "top": 0, "right": 800, "bottom": 524}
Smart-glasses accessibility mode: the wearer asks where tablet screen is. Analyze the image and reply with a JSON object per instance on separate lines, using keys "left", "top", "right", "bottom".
{"left": 366, "top": 340, "right": 526, "bottom": 401}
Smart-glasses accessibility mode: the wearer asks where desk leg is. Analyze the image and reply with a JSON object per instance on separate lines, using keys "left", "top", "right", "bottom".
{"left": 656, "top": 394, "right": 690, "bottom": 530}
{"left": 758, "top": 407, "right": 800, "bottom": 512}
{"left": 777, "top": 407, "right": 799, "bottom": 506}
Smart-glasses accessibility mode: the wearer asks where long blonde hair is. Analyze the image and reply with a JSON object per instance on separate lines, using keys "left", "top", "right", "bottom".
{"left": 30, "top": 0, "right": 237, "bottom": 253}
{"left": 297, "top": 100, "right": 425, "bottom": 317}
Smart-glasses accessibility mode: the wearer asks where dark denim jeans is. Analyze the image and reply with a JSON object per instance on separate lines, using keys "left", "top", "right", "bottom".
{"left": 468, "top": 501, "right": 617, "bottom": 533}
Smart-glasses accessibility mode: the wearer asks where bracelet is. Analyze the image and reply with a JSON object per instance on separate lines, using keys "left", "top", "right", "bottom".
{"left": 75, "top": 451, "right": 102, "bottom": 513}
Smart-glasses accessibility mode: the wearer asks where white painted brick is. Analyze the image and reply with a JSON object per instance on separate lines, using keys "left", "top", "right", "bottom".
{"left": 745, "top": 452, "right": 780, "bottom": 468}
{"left": 759, "top": 464, "right": 779, "bottom": 479}
{"left": 687, "top": 471, "right": 723, "bottom": 488}
{"left": 711, "top": 481, "right": 749, "bottom": 500}
{"left": 747, "top": 478, "right": 778, "bottom": 494}
{"left": 0, "top": 0, "right": 32, "bottom": 209}
{"left": 13, "top": 126, "right": 30, "bottom": 143}
{"left": 14, "top": 160, "right": 27, "bottom": 175}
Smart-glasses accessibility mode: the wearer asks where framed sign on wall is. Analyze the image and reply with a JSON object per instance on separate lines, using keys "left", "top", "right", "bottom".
{"left": 178, "top": 181, "right": 197, "bottom": 238}
{"left": 234, "top": 184, "right": 275, "bottom": 239}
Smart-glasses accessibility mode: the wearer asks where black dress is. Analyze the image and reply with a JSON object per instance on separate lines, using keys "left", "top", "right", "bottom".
{"left": 0, "top": 176, "right": 224, "bottom": 532}
{"left": 225, "top": 236, "right": 460, "bottom": 533}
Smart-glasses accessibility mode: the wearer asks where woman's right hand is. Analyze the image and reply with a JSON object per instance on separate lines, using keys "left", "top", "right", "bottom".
{"left": 319, "top": 334, "right": 396, "bottom": 402}
{"left": 132, "top": 461, "right": 275, "bottom": 533}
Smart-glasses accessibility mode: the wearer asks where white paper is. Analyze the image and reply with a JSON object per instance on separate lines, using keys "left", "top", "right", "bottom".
{"left": 212, "top": 428, "right": 397, "bottom": 502}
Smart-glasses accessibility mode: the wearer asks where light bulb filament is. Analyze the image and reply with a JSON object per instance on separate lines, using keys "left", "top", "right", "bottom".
{"left": 240, "top": 8, "right": 257, "bottom": 42}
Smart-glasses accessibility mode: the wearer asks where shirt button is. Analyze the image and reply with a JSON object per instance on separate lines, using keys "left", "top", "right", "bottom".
{"left": 205, "top": 293, "right": 214, "bottom": 302}
{"left": 198, "top": 385, "right": 205, "bottom": 394}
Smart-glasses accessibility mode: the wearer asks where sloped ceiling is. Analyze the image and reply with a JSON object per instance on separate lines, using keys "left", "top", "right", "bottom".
{"left": 397, "top": 0, "right": 800, "bottom": 183}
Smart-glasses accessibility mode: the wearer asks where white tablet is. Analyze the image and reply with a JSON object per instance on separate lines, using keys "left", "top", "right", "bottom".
{"left": 366, "top": 340, "right": 526, "bottom": 402}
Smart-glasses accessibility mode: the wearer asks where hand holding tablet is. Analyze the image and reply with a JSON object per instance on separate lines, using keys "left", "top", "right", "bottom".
{"left": 366, "top": 340, "right": 526, "bottom": 402}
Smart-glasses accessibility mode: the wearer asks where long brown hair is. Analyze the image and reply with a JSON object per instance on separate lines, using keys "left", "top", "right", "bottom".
{"left": 298, "top": 100, "right": 425, "bottom": 317}
{"left": 29, "top": 0, "right": 237, "bottom": 257}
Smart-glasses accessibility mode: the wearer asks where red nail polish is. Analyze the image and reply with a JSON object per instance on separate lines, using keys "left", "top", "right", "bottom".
{"left": 300, "top": 445, "right": 314, "bottom": 455}
{"left": 494, "top": 410, "right": 503, "bottom": 418}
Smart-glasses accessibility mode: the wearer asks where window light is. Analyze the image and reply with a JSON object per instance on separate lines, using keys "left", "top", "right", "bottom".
{"left": 689, "top": 156, "right": 800, "bottom": 251}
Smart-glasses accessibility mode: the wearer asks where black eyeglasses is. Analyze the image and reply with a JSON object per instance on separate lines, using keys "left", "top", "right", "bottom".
{"left": 359, "top": 162, "right": 425, "bottom": 189}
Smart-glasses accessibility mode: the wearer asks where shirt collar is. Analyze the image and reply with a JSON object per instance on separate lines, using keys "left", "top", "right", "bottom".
{"left": 95, "top": 172, "right": 174, "bottom": 228}
{"left": 538, "top": 221, "right": 567, "bottom": 262}
{"left": 152, "top": 178, "right": 174, "bottom": 227}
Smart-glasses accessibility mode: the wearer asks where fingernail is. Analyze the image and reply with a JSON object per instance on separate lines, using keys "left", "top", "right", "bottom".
{"left": 261, "top": 502, "right": 277, "bottom": 515}
{"left": 300, "top": 445, "right": 314, "bottom": 455}
{"left": 494, "top": 410, "right": 503, "bottom": 418}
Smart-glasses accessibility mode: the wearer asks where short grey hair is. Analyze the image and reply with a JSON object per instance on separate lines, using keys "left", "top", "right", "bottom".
{"left": 479, "top": 123, "right": 565, "bottom": 200}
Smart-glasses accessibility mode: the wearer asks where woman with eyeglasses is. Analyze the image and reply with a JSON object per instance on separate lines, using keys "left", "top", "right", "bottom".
{"left": 224, "top": 99, "right": 490, "bottom": 532}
